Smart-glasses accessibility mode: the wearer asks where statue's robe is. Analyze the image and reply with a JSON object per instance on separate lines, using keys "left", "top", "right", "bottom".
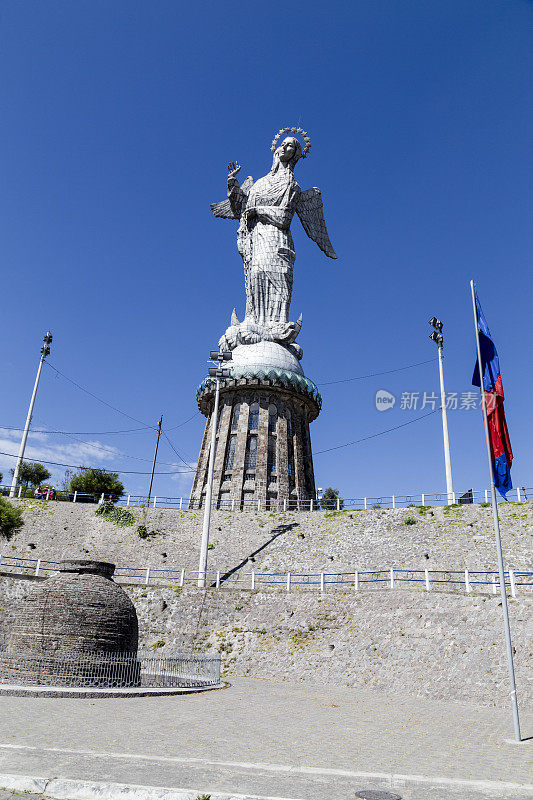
{"left": 230, "top": 167, "right": 301, "bottom": 327}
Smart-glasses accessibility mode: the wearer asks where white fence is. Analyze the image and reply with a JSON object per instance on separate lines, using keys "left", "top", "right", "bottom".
{"left": 0, "top": 555, "right": 530, "bottom": 596}
{"left": 3, "top": 484, "right": 531, "bottom": 511}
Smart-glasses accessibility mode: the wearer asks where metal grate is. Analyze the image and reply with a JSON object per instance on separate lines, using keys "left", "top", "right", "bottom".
{"left": 0, "top": 649, "right": 221, "bottom": 688}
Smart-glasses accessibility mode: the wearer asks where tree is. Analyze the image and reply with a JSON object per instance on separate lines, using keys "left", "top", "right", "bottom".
{"left": 69, "top": 468, "right": 125, "bottom": 501}
{"left": 0, "top": 497, "right": 24, "bottom": 539}
{"left": 60, "top": 469, "right": 75, "bottom": 492}
{"left": 0, "top": 471, "right": 3, "bottom": 485}
{"left": 10, "top": 461, "right": 51, "bottom": 488}
{"left": 320, "top": 487, "right": 343, "bottom": 510}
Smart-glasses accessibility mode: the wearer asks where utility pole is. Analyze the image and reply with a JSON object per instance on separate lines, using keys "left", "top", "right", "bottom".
{"left": 10, "top": 331, "right": 53, "bottom": 498}
{"left": 429, "top": 317, "right": 454, "bottom": 502}
{"left": 146, "top": 415, "right": 163, "bottom": 507}
{"left": 197, "top": 349, "right": 232, "bottom": 588}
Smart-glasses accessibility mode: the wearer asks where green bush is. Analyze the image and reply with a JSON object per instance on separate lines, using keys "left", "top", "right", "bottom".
{"left": 479, "top": 501, "right": 491, "bottom": 508}
{"left": 95, "top": 502, "right": 134, "bottom": 527}
{"left": 137, "top": 524, "right": 149, "bottom": 539}
{"left": 404, "top": 516, "right": 417, "bottom": 525}
{"left": 0, "top": 497, "right": 24, "bottom": 539}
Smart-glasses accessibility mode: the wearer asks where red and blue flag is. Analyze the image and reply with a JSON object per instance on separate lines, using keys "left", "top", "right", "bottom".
{"left": 472, "top": 290, "right": 513, "bottom": 497}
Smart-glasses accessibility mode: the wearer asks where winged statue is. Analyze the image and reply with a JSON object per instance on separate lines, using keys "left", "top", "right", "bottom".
{"left": 211, "top": 127, "right": 337, "bottom": 358}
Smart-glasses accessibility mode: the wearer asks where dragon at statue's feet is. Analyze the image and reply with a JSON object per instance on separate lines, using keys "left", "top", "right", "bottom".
{"left": 218, "top": 310, "right": 303, "bottom": 360}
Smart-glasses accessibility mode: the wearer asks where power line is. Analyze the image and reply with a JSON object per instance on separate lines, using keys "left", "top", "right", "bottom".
{"left": 0, "top": 425, "right": 152, "bottom": 435}
{"left": 317, "top": 358, "right": 437, "bottom": 386}
{"left": 41, "top": 426, "right": 186, "bottom": 468}
{"left": 313, "top": 409, "right": 439, "bottom": 455}
{"left": 0, "top": 449, "right": 194, "bottom": 475}
{"left": 0, "top": 423, "right": 182, "bottom": 467}
{"left": 44, "top": 361, "right": 156, "bottom": 429}
{"left": 165, "top": 412, "right": 201, "bottom": 431}
{"left": 161, "top": 430, "right": 196, "bottom": 471}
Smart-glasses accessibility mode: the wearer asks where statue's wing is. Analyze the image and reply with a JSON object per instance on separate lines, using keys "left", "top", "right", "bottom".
{"left": 210, "top": 198, "right": 236, "bottom": 219}
{"left": 296, "top": 187, "right": 337, "bottom": 259}
{"left": 241, "top": 175, "right": 254, "bottom": 196}
{"left": 210, "top": 176, "right": 254, "bottom": 220}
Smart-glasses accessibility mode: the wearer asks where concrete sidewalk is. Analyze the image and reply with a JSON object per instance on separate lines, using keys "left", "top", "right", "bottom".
{"left": 0, "top": 677, "right": 531, "bottom": 800}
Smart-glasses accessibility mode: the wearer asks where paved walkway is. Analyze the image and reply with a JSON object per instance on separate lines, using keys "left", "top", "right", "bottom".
{"left": 0, "top": 677, "right": 531, "bottom": 800}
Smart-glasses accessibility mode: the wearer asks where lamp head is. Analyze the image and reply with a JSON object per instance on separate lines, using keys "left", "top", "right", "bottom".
{"left": 429, "top": 331, "right": 443, "bottom": 346}
{"left": 428, "top": 317, "right": 443, "bottom": 332}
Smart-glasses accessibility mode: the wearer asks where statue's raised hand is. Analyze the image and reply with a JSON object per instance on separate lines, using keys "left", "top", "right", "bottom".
{"left": 227, "top": 162, "right": 241, "bottom": 182}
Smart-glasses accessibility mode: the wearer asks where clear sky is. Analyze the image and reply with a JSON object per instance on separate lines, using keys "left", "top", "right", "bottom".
{"left": 1, "top": 0, "right": 532, "bottom": 501}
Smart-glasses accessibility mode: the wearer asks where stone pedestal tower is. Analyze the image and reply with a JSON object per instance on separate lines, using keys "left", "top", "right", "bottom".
{"left": 190, "top": 127, "right": 336, "bottom": 510}
{"left": 190, "top": 342, "right": 321, "bottom": 509}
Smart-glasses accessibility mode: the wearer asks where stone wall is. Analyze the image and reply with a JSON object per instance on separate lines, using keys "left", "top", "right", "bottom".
{"left": 0, "top": 500, "right": 530, "bottom": 705}
{"left": 0, "top": 576, "right": 530, "bottom": 707}
{"left": 2, "top": 499, "right": 531, "bottom": 574}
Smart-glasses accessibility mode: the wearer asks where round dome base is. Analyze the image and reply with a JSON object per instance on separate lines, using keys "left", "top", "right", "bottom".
{"left": 230, "top": 341, "right": 303, "bottom": 375}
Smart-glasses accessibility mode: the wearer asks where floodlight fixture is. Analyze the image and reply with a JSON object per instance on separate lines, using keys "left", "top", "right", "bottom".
{"left": 427, "top": 315, "right": 453, "bottom": 502}
{"left": 209, "top": 349, "right": 233, "bottom": 363}
{"left": 41, "top": 330, "right": 53, "bottom": 357}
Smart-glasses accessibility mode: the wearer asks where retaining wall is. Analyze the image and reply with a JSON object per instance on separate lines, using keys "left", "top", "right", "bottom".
{"left": 0, "top": 500, "right": 531, "bottom": 707}
{"left": 0, "top": 576, "right": 531, "bottom": 707}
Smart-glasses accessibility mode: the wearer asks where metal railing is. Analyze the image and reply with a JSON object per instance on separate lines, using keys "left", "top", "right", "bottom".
{"left": 0, "top": 649, "right": 221, "bottom": 688}
{"left": 1, "top": 555, "right": 530, "bottom": 596}
{"left": 2, "top": 484, "right": 530, "bottom": 510}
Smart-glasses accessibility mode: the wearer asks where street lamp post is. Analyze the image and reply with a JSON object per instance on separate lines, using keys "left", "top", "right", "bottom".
{"left": 429, "top": 317, "right": 453, "bottom": 502}
{"left": 10, "top": 331, "right": 53, "bottom": 498}
{"left": 197, "top": 349, "right": 232, "bottom": 588}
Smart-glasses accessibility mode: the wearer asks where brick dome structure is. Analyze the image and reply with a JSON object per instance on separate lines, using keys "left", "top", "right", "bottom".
{"left": 2, "top": 560, "right": 139, "bottom": 687}
{"left": 7, "top": 560, "right": 138, "bottom": 655}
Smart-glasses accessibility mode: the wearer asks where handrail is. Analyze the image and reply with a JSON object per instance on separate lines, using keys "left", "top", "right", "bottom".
{"left": 0, "top": 554, "right": 530, "bottom": 595}
{"left": 1, "top": 484, "right": 531, "bottom": 510}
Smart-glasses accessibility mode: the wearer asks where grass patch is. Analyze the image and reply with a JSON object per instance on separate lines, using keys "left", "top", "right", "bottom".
{"left": 443, "top": 503, "right": 461, "bottom": 512}
{"left": 404, "top": 516, "right": 417, "bottom": 525}
{"left": 95, "top": 501, "right": 134, "bottom": 527}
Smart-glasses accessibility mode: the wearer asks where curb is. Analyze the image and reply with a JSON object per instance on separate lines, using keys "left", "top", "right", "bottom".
{"left": 0, "top": 682, "right": 225, "bottom": 699}
{"left": 1, "top": 771, "right": 532, "bottom": 800}
{"left": 0, "top": 775, "right": 296, "bottom": 800}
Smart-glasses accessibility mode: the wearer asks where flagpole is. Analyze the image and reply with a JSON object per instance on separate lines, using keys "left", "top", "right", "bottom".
{"left": 470, "top": 279, "right": 521, "bottom": 742}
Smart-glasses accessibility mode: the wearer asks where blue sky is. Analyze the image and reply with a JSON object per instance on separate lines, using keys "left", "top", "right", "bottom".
{"left": 1, "top": 0, "right": 532, "bottom": 500}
